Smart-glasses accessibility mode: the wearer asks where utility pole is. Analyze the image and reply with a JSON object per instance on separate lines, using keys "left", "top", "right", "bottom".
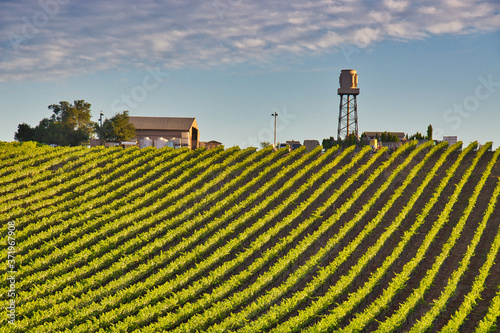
{"left": 98, "top": 111, "right": 104, "bottom": 145}
{"left": 271, "top": 111, "right": 278, "bottom": 148}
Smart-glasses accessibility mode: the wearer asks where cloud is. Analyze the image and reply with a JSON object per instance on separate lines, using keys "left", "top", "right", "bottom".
{"left": 0, "top": 0, "right": 499, "bottom": 81}
{"left": 383, "top": 0, "right": 410, "bottom": 12}
{"left": 427, "top": 20, "right": 465, "bottom": 34}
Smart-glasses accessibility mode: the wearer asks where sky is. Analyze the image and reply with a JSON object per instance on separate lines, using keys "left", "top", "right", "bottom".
{"left": 1, "top": 0, "right": 499, "bottom": 148}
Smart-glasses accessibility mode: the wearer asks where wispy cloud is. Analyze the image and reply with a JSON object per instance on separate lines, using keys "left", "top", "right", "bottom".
{"left": 1, "top": 0, "right": 499, "bottom": 81}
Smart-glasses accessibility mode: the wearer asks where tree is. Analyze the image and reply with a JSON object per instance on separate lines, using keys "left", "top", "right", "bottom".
{"left": 49, "top": 100, "right": 94, "bottom": 133}
{"left": 427, "top": 124, "right": 433, "bottom": 140}
{"left": 409, "top": 132, "right": 425, "bottom": 140}
{"left": 360, "top": 132, "right": 368, "bottom": 143}
{"left": 110, "top": 111, "right": 136, "bottom": 142}
{"left": 260, "top": 141, "right": 271, "bottom": 149}
{"left": 322, "top": 136, "right": 336, "bottom": 150}
{"left": 343, "top": 133, "right": 358, "bottom": 147}
{"left": 14, "top": 123, "right": 35, "bottom": 142}
{"left": 323, "top": 134, "right": 360, "bottom": 149}
{"left": 14, "top": 100, "right": 96, "bottom": 146}
{"left": 379, "top": 132, "right": 398, "bottom": 143}
{"left": 96, "top": 111, "right": 136, "bottom": 142}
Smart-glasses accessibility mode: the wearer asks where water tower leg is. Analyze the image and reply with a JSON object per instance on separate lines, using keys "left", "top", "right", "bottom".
{"left": 337, "top": 94, "right": 359, "bottom": 140}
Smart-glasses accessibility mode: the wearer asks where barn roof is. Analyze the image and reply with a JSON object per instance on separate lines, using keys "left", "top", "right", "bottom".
{"left": 129, "top": 116, "right": 197, "bottom": 131}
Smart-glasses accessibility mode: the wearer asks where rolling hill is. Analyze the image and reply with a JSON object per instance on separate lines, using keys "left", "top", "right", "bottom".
{"left": 1, "top": 140, "right": 500, "bottom": 332}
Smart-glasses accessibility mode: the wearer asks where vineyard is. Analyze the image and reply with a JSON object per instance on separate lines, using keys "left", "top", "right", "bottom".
{"left": 1, "top": 140, "right": 500, "bottom": 332}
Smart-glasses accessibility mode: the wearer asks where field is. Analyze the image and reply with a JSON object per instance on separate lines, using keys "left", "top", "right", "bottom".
{"left": 1, "top": 140, "right": 500, "bottom": 332}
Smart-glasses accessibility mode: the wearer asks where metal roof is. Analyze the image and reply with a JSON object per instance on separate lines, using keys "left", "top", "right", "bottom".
{"left": 128, "top": 116, "right": 196, "bottom": 131}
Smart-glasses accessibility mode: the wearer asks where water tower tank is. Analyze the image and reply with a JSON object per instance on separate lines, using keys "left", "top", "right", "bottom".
{"left": 338, "top": 69, "right": 359, "bottom": 95}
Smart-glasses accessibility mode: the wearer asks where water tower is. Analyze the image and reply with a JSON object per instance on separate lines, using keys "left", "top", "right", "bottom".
{"left": 337, "top": 69, "right": 359, "bottom": 139}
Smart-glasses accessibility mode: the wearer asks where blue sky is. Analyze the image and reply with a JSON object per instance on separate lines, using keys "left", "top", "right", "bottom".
{"left": 1, "top": 0, "right": 499, "bottom": 148}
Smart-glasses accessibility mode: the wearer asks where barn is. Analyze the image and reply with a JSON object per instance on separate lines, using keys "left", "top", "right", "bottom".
{"left": 128, "top": 116, "right": 200, "bottom": 149}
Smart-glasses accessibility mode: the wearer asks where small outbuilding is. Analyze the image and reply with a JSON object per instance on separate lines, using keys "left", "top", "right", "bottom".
{"left": 443, "top": 136, "right": 458, "bottom": 145}
{"left": 303, "top": 140, "right": 320, "bottom": 152}
{"left": 200, "top": 140, "right": 222, "bottom": 150}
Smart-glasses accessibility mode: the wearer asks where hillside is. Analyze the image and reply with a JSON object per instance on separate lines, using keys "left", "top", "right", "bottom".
{"left": 1, "top": 140, "right": 500, "bottom": 332}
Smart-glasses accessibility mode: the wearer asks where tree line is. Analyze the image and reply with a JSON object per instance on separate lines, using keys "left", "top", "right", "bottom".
{"left": 322, "top": 125, "right": 434, "bottom": 150}
{"left": 14, "top": 100, "right": 136, "bottom": 146}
